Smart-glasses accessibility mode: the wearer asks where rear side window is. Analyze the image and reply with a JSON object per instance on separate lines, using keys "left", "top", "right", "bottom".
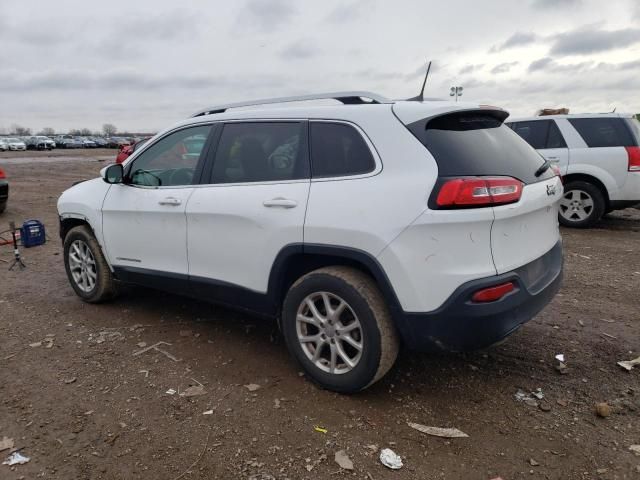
{"left": 211, "top": 122, "right": 308, "bottom": 184}
{"left": 509, "top": 120, "right": 567, "bottom": 149}
{"left": 408, "top": 111, "right": 551, "bottom": 185}
{"left": 310, "top": 122, "right": 375, "bottom": 178}
{"left": 568, "top": 117, "right": 637, "bottom": 147}
{"left": 510, "top": 121, "right": 549, "bottom": 149}
{"left": 624, "top": 118, "right": 640, "bottom": 144}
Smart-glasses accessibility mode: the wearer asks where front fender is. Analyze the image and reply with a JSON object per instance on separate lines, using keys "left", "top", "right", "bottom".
{"left": 57, "top": 177, "right": 111, "bottom": 250}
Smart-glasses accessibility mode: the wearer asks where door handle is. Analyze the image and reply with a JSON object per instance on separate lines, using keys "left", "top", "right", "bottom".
{"left": 546, "top": 156, "right": 559, "bottom": 160}
{"left": 263, "top": 198, "right": 297, "bottom": 208}
{"left": 158, "top": 197, "right": 182, "bottom": 206}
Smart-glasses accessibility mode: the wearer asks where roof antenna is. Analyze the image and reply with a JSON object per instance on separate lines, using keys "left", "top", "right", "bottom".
{"left": 408, "top": 60, "right": 431, "bottom": 101}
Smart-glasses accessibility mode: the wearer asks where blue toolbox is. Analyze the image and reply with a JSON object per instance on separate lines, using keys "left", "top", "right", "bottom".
{"left": 20, "top": 220, "right": 46, "bottom": 248}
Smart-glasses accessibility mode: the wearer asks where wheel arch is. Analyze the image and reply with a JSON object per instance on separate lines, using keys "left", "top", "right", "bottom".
{"left": 268, "top": 244, "right": 403, "bottom": 315}
{"left": 59, "top": 215, "right": 96, "bottom": 241}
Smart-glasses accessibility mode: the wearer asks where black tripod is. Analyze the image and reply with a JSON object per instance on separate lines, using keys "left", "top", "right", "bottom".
{"left": 8, "top": 221, "right": 26, "bottom": 271}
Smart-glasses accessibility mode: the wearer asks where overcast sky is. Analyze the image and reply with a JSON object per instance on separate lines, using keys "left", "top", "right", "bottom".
{"left": 1, "top": 0, "right": 639, "bottom": 133}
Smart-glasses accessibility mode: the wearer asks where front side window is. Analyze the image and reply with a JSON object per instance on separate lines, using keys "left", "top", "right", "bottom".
{"left": 568, "top": 117, "right": 636, "bottom": 148}
{"left": 211, "top": 122, "right": 307, "bottom": 184}
{"left": 127, "top": 125, "right": 212, "bottom": 187}
{"left": 310, "top": 122, "right": 376, "bottom": 178}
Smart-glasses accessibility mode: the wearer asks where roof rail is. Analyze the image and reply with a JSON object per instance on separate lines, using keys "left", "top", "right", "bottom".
{"left": 191, "top": 91, "right": 391, "bottom": 117}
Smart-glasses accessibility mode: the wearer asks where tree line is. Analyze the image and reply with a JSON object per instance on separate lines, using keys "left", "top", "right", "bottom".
{"left": 0, "top": 123, "right": 120, "bottom": 137}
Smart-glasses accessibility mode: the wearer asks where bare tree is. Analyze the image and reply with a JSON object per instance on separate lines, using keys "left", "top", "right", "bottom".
{"left": 39, "top": 127, "right": 55, "bottom": 136}
{"left": 11, "top": 124, "right": 32, "bottom": 136}
{"left": 69, "top": 129, "right": 82, "bottom": 136}
{"left": 103, "top": 123, "right": 117, "bottom": 137}
{"left": 80, "top": 128, "right": 92, "bottom": 136}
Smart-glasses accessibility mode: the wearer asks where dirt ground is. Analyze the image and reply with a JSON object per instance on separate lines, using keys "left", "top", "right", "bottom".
{"left": 1, "top": 153, "right": 639, "bottom": 480}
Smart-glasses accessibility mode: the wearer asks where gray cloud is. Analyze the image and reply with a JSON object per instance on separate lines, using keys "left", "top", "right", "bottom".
{"left": 491, "top": 62, "right": 519, "bottom": 74}
{"left": 352, "top": 69, "right": 405, "bottom": 82}
{"left": 550, "top": 26, "right": 640, "bottom": 56}
{"left": 459, "top": 64, "right": 484, "bottom": 74}
{"left": 238, "top": 0, "right": 297, "bottom": 33}
{"left": 0, "top": 69, "right": 293, "bottom": 93}
{"left": 525, "top": 57, "right": 631, "bottom": 75}
{"left": 324, "top": 1, "right": 371, "bottom": 24}
{"left": 528, "top": 57, "right": 554, "bottom": 72}
{"left": 120, "top": 11, "right": 202, "bottom": 40}
{"left": 527, "top": 57, "right": 595, "bottom": 73}
{"left": 489, "top": 32, "right": 538, "bottom": 53}
{"left": 531, "top": 0, "right": 582, "bottom": 7}
{"left": 279, "top": 41, "right": 320, "bottom": 59}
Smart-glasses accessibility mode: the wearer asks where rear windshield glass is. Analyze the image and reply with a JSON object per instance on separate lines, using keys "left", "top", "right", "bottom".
{"left": 407, "top": 111, "right": 551, "bottom": 184}
{"left": 568, "top": 117, "right": 637, "bottom": 148}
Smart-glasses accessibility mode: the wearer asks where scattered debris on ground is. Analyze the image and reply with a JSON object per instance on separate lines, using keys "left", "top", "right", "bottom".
{"left": 617, "top": 356, "right": 640, "bottom": 371}
{"left": 132, "top": 341, "right": 181, "bottom": 362}
{"left": 0, "top": 437, "right": 14, "bottom": 452}
{"left": 2, "top": 452, "right": 30, "bottom": 466}
{"left": 380, "top": 448, "right": 403, "bottom": 470}
{"left": 334, "top": 450, "right": 353, "bottom": 470}
{"left": 595, "top": 402, "right": 611, "bottom": 418}
{"left": 244, "top": 383, "right": 261, "bottom": 392}
{"left": 408, "top": 422, "right": 469, "bottom": 438}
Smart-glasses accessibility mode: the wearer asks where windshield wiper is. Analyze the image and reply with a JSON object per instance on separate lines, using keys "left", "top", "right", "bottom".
{"left": 535, "top": 160, "right": 551, "bottom": 177}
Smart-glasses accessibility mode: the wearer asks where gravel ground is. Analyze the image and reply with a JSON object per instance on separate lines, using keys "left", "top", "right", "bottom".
{"left": 0, "top": 155, "right": 639, "bottom": 479}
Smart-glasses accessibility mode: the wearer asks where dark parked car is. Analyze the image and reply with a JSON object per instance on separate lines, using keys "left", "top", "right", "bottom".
{"left": 106, "top": 137, "right": 131, "bottom": 149}
{"left": 55, "top": 137, "right": 83, "bottom": 149}
{"left": 26, "top": 136, "right": 55, "bottom": 150}
{"left": 0, "top": 167, "right": 8, "bottom": 213}
{"left": 89, "top": 137, "right": 108, "bottom": 147}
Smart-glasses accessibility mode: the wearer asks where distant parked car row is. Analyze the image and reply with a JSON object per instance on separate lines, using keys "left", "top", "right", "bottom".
{"left": 0, "top": 137, "right": 27, "bottom": 151}
{"left": 0, "top": 135, "right": 152, "bottom": 152}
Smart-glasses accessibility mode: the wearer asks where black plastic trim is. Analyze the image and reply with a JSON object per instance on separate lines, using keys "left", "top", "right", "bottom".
{"left": 396, "top": 240, "right": 563, "bottom": 352}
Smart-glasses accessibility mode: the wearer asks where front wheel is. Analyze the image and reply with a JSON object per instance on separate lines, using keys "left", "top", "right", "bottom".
{"left": 282, "top": 267, "right": 399, "bottom": 393}
{"left": 558, "top": 181, "right": 605, "bottom": 228}
{"left": 63, "top": 225, "right": 117, "bottom": 303}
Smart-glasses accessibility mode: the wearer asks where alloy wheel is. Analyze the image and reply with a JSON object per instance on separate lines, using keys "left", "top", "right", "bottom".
{"left": 68, "top": 239, "right": 97, "bottom": 293}
{"left": 559, "top": 189, "right": 594, "bottom": 223}
{"left": 295, "top": 292, "right": 363, "bottom": 375}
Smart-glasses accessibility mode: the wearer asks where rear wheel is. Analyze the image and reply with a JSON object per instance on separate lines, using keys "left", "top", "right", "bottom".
{"left": 558, "top": 181, "right": 605, "bottom": 228}
{"left": 282, "top": 267, "right": 399, "bottom": 393}
{"left": 63, "top": 225, "right": 117, "bottom": 303}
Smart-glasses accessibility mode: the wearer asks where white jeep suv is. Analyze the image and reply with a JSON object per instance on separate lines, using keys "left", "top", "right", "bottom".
{"left": 508, "top": 113, "right": 640, "bottom": 227}
{"left": 58, "top": 92, "right": 563, "bottom": 393}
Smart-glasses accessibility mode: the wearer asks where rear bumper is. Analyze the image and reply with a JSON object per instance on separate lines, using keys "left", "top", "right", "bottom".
{"left": 394, "top": 240, "right": 563, "bottom": 352}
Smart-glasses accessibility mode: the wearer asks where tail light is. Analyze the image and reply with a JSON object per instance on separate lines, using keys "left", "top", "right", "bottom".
{"left": 435, "top": 176, "right": 523, "bottom": 208}
{"left": 472, "top": 282, "right": 515, "bottom": 303}
{"left": 550, "top": 165, "right": 563, "bottom": 184}
{"left": 626, "top": 146, "right": 640, "bottom": 171}
{"left": 0, "top": 168, "right": 6, "bottom": 179}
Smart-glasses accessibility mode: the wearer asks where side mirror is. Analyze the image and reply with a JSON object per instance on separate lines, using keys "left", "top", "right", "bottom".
{"left": 103, "top": 163, "right": 124, "bottom": 184}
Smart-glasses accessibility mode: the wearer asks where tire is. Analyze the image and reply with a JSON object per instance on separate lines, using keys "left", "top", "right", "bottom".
{"left": 0, "top": 201, "right": 6, "bottom": 214}
{"left": 282, "top": 266, "right": 399, "bottom": 393}
{"left": 558, "top": 181, "right": 605, "bottom": 228}
{"left": 63, "top": 225, "right": 117, "bottom": 303}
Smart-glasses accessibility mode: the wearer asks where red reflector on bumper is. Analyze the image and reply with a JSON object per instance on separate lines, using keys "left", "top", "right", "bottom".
{"left": 472, "top": 282, "right": 515, "bottom": 303}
